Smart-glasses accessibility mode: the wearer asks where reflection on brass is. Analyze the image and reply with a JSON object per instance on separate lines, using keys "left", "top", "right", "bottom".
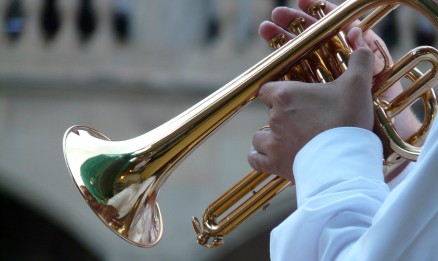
{"left": 269, "top": 34, "right": 287, "bottom": 49}
{"left": 288, "top": 17, "right": 306, "bottom": 34}
{"left": 63, "top": 0, "right": 438, "bottom": 249}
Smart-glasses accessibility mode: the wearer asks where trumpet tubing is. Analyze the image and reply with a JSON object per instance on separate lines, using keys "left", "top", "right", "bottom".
{"left": 63, "top": 0, "right": 438, "bottom": 249}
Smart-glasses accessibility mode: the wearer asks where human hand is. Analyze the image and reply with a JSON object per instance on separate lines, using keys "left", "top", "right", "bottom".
{"left": 248, "top": 45, "right": 375, "bottom": 181}
{"left": 259, "top": 0, "right": 391, "bottom": 76}
{"left": 258, "top": 0, "right": 420, "bottom": 140}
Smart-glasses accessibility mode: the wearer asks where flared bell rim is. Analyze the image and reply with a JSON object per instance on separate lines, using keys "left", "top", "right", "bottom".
{"left": 62, "top": 125, "right": 164, "bottom": 247}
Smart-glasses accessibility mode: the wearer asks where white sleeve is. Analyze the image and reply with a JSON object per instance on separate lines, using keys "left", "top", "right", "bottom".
{"left": 270, "top": 124, "right": 438, "bottom": 261}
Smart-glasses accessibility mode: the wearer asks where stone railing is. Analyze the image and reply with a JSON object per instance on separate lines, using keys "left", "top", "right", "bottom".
{"left": 1, "top": 0, "right": 435, "bottom": 92}
{"left": 0, "top": 0, "right": 278, "bottom": 91}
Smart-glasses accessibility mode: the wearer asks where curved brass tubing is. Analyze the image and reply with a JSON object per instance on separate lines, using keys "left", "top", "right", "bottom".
{"left": 63, "top": 0, "right": 438, "bottom": 248}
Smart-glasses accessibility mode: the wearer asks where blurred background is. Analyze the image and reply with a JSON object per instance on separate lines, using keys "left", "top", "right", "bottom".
{"left": 0, "top": 0, "right": 436, "bottom": 260}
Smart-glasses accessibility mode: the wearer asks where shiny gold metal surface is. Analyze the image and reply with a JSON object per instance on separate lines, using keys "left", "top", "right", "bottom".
{"left": 63, "top": 0, "right": 438, "bottom": 249}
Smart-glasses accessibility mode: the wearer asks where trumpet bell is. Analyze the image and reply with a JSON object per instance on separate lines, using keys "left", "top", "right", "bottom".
{"left": 63, "top": 126, "right": 163, "bottom": 247}
{"left": 62, "top": 0, "right": 438, "bottom": 250}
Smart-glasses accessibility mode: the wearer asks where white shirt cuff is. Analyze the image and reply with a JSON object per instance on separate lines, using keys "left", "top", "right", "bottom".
{"left": 293, "top": 127, "right": 384, "bottom": 206}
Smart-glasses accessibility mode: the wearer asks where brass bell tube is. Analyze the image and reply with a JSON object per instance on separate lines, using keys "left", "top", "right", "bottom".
{"left": 63, "top": 0, "right": 438, "bottom": 249}
{"left": 192, "top": 1, "right": 438, "bottom": 248}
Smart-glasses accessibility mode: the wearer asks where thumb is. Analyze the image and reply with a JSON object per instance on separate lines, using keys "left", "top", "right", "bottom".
{"left": 337, "top": 47, "right": 375, "bottom": 130}
{"left": 341, "top": 47, "right": 375, "bottom": 91}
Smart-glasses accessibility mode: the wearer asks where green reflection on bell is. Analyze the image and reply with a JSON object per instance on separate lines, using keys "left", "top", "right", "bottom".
{"left": 80, "top": 154, "right": 130, "bottom": 205}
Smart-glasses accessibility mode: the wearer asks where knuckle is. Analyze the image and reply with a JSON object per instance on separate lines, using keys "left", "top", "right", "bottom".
{"left": 271, "top": 87, "right": 293, "bottom": 106}
{"left": 343, "top": 72, "right": 368, "bottom": 88}
{"left": 267, "top": 117, "right": 283, "bottom": 133}
{"left": 248, "top": 154, "right": 259, "bottom": 170}
{"left": 264, "top": 139, "right": 280, "bottom": 159}
{"left": 252, "top": 132, "right": 259, "bottom": 145}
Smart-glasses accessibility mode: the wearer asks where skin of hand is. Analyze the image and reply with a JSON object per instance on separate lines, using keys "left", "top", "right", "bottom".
{"left": 259, "top": 0, "right": 390, "bottom": 75}
{"left": 247, "top": 0, "right": 373, "bottom": 182}
{"left": 248, "top": 0, "right": 422, "bottom": 181}
{"left": 248, "top": 45, "right": 375, "bottom": 182}
{"left": 259, "top": 0, "right": 421, "bottom": 140}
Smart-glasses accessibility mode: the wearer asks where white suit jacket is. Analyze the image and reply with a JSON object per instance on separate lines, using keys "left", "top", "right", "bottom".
{"left": 270, "top": 122, "right": 438, "bottom": 260}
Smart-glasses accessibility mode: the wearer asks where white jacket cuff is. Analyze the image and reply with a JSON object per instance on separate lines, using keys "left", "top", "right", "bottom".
{"left": 293, "top": 127, "right": 384, "bottom": 206}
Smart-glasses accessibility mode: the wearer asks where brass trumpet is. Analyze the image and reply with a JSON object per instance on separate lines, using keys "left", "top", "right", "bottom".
{"left": 63, "top": 0, "right": 438, "bottom": 249}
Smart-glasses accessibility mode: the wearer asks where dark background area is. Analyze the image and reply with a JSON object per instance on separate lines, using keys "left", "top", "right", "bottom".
{"left": 0, "top": 190, "right": 100, "bottom": 261}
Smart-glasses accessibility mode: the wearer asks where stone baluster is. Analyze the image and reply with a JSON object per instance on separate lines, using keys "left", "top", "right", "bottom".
{"left": 87, "top": 0, "right": 112, "bottom": 54}
{"left": 52, "top": 0, "right": 78, "bottom": 53}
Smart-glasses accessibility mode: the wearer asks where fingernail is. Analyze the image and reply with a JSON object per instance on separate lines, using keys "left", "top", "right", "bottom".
{"left": 356, "top": 28, "right": 363, "bottom": 47}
